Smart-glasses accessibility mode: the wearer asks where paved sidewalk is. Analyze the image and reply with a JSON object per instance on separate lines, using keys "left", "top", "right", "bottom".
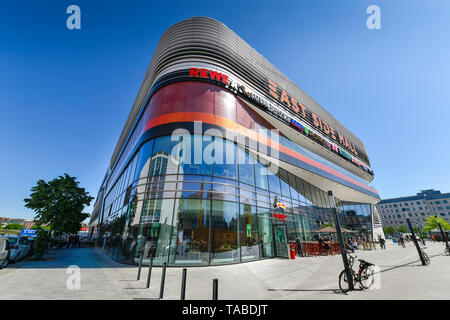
{"left": 0, "top": 241, "right": 448, "bottom": 300}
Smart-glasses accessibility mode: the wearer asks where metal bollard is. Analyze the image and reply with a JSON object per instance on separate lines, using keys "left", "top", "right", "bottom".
{"left": 212, "top": 278, "right": 218, "bottom": 300}
{"left": 180, "top": 268, "right": 187, "bottom": 300}
{"left": 146, "top": 257, "right": 153, "bottom": 289}
{"left": 159, "top": 262, "right": 167, "bottom": 299}
{"left": 137, "top": 252, "right": 144, "bottom": 280}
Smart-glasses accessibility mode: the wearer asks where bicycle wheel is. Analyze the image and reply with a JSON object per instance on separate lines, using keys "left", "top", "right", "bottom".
{"left": 339, "top": 269, "right": 355, "bottom": 293}
{"left": 359, "top": 266, "right": 375, "bottom": 289}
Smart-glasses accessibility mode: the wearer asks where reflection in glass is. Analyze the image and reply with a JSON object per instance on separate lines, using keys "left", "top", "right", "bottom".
{"left": 171, "top": 199, "right": 210, "bottom": 265}
{"left": 100, "top": 134, "right": 375, "bottom": 266}
{"left": 240, "top": 204, "right": 259, "bottom": 261}
{"left": 211, "top": 201, "right": 239, "bottom": 264}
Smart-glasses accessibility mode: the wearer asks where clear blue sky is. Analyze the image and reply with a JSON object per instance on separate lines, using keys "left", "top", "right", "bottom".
{"left": 1, "top": 0, "right": 449, "bottom": 219}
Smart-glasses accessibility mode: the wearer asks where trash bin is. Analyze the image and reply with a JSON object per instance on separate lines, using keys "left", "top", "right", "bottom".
{"left": 289, "top": 244, "right": 296, "bottom": 260}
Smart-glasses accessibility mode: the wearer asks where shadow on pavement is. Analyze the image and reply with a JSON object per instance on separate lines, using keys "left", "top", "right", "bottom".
{"left": 376, "top": 252, "right": 441, "bottom": 274}
{"left": 267, "top": 288, "right": 343, "bottom": 295}
{"left": 3, "top": 247, "right": 136, "bottom": 269}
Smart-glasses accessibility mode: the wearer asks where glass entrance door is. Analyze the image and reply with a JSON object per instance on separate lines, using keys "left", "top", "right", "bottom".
{"left": 257, "top": 215, "right": 274, "bottom": 259}
{"left": 273, "top": 224, "right": 288, "bottom": 257}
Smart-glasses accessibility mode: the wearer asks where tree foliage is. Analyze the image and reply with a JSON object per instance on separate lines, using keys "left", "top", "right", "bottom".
{"left": 397, "top": 225, "right": 408, "bottom": 233}
{"left": 4, "top": 223, "right": 24, "bottom": 230}
{"left": 321, "top": 222, "right": 335, "bottom": 228}
{"left": 33, "top": 227, "right": 51, "bottom": 260}
{"left": 423, "top": 216, "right": 450, "bottom": 233}
{"left": 383, "top": 226, "right": 396, "bottom": 235}
{"left": 24, "top": 174, "right": 93, "bottom": 238}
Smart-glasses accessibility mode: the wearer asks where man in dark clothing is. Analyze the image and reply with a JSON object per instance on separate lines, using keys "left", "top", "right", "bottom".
{"left": 323, "top": 236, "right": 331, "bottom": 255}
{"left": 295, "top": 236, "right": 303, "bottom": 257}
{"left": 380, "top": 238, "right": 386, "bottom": 249}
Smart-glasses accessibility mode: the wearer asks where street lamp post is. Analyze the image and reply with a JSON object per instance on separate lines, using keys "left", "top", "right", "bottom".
{"left": 435, "top": 215, "right": 449, "bottom": 253}
{"left": 406, "top": 218, "right": 427, "bottom": 266}
{"left": 328, "top": 191, "right": 354, "bottom": 291}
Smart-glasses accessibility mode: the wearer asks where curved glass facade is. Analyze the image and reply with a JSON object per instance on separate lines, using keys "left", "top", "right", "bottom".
{"left": 91, "top": 17, "right": 381, "bottom": 267}
{"left": 101, "top": 134, "right": 373, "bottom": 266}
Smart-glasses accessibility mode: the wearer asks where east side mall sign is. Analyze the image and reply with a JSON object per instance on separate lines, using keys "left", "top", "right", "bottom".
{"left": 189, "top": 67, "right": 359, "bottom": 157}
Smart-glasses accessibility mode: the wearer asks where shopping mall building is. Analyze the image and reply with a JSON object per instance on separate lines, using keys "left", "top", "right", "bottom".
{"left": 89, "top": 17, "right": 382, "bottom": 266}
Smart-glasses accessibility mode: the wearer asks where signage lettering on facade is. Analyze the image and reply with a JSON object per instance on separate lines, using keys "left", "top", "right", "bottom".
{"left": 190, "top": 68, "right": 229, "bottom": 85}
{"left": 273, "top": 213, "right": 287, "bottom": 221}
{"left": 268, "top": 79, "right": 358, "bottom": 157}
{"left": 189, "top": 67, "right": 373, "bottom": 175}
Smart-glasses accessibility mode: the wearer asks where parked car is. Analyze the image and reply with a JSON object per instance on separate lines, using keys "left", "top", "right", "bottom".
{"left": 0, "top": 236, "right": 10, "bottom": 269}
{"left": 7, "top": 235, "right": 31, "bottom": 263}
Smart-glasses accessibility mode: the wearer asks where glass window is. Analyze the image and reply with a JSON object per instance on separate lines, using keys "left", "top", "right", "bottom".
{"left": 257, "top": 207, "right": 274, "bottom": 258}
{"left": 178, "top": 181, "right": 212, "bottom": 199}
{"left": 211, "top": 201, "right": 239, "bottom": 264}
{"left": 237, "top": 146, "right": 255, "bottom": 186}
{"left": 151, "top": 136, "right": 180, "bottom": 176}
{"left": 240, "top": 188, "right": 256, "bottom": 206}
{"left": 173, "top": 135, "right": 212, "bottom": 176}
{"left": 279, "top": 169, "right": 291, "bottom": 199}
{"left": 211, "top": 179, "right": 238, "bottom": 202}
{"left": 267, "top": 169, "right": 281, "bottom": 195}
{"left": 213, "top": 139, "right": 238, "bottom": 180}
{"left": 296, "top": 177, "right": 307, "bottom": 203}
{"left": 302, "top": 180, "right": 313, "bottom": 205}
{"left": 170, "top": 199, "right": 211, "bottom": 266}
{"left": 140, "top": 199, "right": 175, "bottom": 265}
{"left": 239, "top": 204, "right": 259, "bottom": 261}
{"left": 134, "top": 140, "right": 154, "bottom": 181}
{"left": 254, "top": 161, "right": 269, "bottom": 190}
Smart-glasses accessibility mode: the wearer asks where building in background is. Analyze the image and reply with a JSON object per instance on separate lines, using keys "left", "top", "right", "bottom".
{"left": 0, "top": 217, "right": 34, "bottom": 229}
{"left": 90, "top": 17, "right": 381, "bottom": 266}
{"left": 376, "top": 189, "right": 450, "bottom": 229}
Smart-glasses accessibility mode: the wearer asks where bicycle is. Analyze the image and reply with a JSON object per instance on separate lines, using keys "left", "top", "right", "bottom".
{"left": 339, "top": 255, "right": 375, "bottom": 293}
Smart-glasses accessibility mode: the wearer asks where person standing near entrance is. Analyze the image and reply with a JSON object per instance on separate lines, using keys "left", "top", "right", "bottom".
{"left": 295, "top": 236, "right": 303, "bottom": 257}
{"left": 318, "top": 236, "right": 324, "bottom": 255}
{"left": 323, "top": 236, "right": 331, "bottom": 255}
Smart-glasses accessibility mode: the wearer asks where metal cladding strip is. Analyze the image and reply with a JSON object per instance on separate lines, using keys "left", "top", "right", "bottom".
{"left": 110, "top": 17, "right": 370, "bottom": 170}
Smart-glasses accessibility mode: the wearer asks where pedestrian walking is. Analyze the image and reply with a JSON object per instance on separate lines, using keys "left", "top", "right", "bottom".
{"left": 380, "top": 238, "right": 386, "bottom": 250}
{"left": 400, "top": 236, "right": 406, "bottom": 248}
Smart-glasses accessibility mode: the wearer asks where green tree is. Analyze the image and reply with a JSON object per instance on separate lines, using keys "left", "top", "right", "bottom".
{"left": 397, "top": 225, "right": 408, "bottom": 233}
{"left": 5, "top": 223, "right": 24, "bottom": 230}
{"left": 24, "top": 174, "right": 93, "bottom": 239}
{"left": 31, "top": 225, "right": 50, "bottom": 231}
{"left": 33, "top": 226, "right": 51, "bottom": 260}
{"left": 413, "top": 226, "right": 425, "bottom": 236}
{"left": 321, "top": 222, "right": 335, "bottom": 228}
{"left": 423, "top": 216, "right": 450, "bottom": 233}
{"left": 383, "top": 226, "right": 396, "bottom": 235}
